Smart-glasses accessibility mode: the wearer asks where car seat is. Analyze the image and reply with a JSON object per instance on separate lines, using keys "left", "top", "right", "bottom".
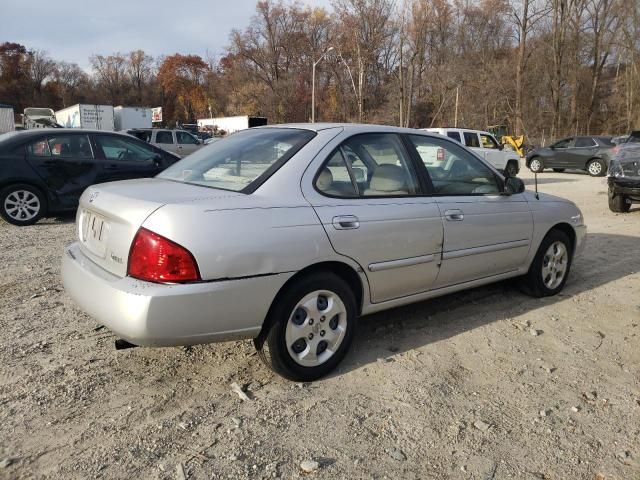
{"left": 363, "top": 164, "right": 409, "bottom": 196}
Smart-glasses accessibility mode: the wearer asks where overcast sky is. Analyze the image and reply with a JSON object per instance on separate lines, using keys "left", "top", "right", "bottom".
{"left": 3, "top": 0, "right": 332, "bottom": 69}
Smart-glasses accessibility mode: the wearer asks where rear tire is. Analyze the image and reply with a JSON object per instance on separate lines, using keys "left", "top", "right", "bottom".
{"left": 255, "top": 272, "right": 357, "bottom": 381}
{"left": 587, "top": 158, "right": 605, "bottom": 177}
{"left": 0, "top": 184, "right": 46, "bottom": 226}
{"left": 553, "top": 168, "right": 565, "bottom": 173}
{"left": 521, "top": 229, "right": 572, "bottom": 298}
{"left": 529, "top": 157, "right": 544, "bottom": 173}
{"left": 608, "top": 187, "right": 631, "bottom": 213}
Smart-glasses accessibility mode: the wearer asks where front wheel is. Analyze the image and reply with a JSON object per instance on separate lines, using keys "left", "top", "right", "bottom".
{"left": 608, "top": 187, "right": 631, "bottom": 213}
{"left": 587, "top": 159, "right": 606, "bottom": 177}
{"left": 0, "top": 184, "right": 46, "bottom": 226}
{"left": 529, "top": 157, "right": 544, "bottom": 173}
{"left": 521, "top": 229, "right": 572, "bottom": 298}
{"left": 255, "top": 272, "right": 357, "bottom": 381}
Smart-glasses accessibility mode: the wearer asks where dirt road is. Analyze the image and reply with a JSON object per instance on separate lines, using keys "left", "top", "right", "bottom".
{"left": 0, "top": 169, "right": 638, "bottom": 479}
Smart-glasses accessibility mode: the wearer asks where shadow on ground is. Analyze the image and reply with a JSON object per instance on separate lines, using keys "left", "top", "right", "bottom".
{"left": 334, "top": 232, "right": 640, "bottom": 376}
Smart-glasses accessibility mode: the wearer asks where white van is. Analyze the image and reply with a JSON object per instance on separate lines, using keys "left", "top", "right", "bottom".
{"left": 422, "top": 128, "right": 520, "bottom": 177}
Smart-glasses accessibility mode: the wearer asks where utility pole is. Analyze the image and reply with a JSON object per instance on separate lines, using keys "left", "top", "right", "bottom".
{"left": 454, "top": 87, "right": 459, "bottom": 127}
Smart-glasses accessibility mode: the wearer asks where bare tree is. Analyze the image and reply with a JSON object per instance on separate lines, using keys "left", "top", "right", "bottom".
{"left": 29, "top": 50, "right": 56, "bottom": 100}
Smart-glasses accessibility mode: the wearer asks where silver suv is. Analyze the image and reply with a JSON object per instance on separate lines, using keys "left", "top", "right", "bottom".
{"left": 127, "top": 129, "right": 203, "bottom": 158}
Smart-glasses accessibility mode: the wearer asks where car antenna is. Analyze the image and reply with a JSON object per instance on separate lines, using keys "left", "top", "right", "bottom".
{"left": 534, "top": 171, "right": 539, "bottom": 199}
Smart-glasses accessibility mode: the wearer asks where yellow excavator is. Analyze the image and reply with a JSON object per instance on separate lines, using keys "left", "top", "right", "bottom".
{"left": 487, "top": 125, "right": 526, "bottom": 158}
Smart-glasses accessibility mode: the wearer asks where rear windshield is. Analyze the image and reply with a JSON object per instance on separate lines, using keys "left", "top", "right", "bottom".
{"left": 157, "top": 128, "right": 316, "bottom": 192}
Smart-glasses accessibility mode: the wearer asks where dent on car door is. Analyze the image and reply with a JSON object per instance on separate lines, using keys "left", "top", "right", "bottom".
{"left": 25, "top": 134, "right": 98, "bottom": 209}
{"left": 407, "top": 134, "right": 533, "bottom": 288}
{"left": 305, "top": 133, "right": 444, "bottom": 303}
{"left": 93, "top": 135, "right": 163, "bottom": 182}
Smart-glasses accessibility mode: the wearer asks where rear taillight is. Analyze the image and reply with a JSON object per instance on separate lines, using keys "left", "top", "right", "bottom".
{"left": 127, "top": 228, "right": 200, "bottom": 283}
{"left": 437, "top": 148, "right": 445, "bottom": 161}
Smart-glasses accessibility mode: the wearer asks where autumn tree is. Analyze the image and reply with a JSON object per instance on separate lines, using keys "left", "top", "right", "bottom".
{"left": 157, "top": 54, "right": 210, "bottom": 124}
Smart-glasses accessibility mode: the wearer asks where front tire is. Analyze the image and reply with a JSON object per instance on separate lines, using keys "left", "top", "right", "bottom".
{"left": 255, "top": 272, "right": 358, "bottom": 381}
{"left": 587, "top": 159, "right": 605, "bottom": 177}
{"left": 0, "top": 184, "right": 46, "bottom": 226}
{"left": 529, "top": 157, "right": 544, "bottom": 173}
{"left": 521, "top": 229, "right": 572, "bottom": 298}
{"left": 608, "top": 187, "right": 631, "bottom": 213}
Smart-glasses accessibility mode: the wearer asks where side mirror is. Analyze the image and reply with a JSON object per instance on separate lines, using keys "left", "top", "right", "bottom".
{"left": 498, "top": 143, "right": 504, "bottom": 151}
{"left": 505, "top": 177, "right": 525, "bottom": 194}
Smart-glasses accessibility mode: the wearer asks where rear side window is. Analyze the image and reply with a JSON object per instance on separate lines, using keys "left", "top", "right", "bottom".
{"left": 47, "top": 135, "right": 93, "bottom": 158}
{"left": 446, "top": 131, "right": 461, "bottom": 142}
{"left": 27, "top": 139, "right": 51, "bottom": 157}
{"left": 155, "top": 131, "right": 174, "bottom": 144}
{"left": 315, "top": 133, "right": 420, "bottom": 198}
{"left": 463, "top": 132, "right": 480, "bottom": 148}
{"left": 575, "top": 137, "right": 596, "bottom": 147}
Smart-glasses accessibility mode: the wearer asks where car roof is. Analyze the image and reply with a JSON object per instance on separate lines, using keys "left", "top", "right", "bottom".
{"left": 257, "top": 123, "right": 451, "bottom": 136}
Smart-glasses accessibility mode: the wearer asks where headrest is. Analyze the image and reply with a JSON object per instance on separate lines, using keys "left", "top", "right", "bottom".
{"left": 369, "top": 164, "right": 407, "bottom": 191}
{"left": 317, "top": 168, "right": 334, "bottom": 191}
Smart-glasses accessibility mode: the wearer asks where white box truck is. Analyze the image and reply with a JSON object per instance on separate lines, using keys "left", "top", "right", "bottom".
{"left": 0, "top": 105, "right": 15, "bottom": 133}
{"left": 55, "top": 104, "right": 115, "bottom": 131}
{"left": 114, "top": 106, "right": 153, "bottom": 131}
{"left": 197, "top": 115, "right": 267, "bottom": 134}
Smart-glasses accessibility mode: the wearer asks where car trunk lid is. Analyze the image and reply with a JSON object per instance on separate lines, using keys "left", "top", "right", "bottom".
{"left": 77, "top": 178, "right": 242, "bottom": 277}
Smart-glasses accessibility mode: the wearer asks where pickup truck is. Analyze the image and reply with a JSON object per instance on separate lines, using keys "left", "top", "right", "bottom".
{"left": 422, "top": 128, "right": 521, "bottom": 176}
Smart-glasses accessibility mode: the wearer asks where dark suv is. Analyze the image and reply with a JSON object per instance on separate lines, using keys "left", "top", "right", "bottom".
{"left": 607, "top": 143, "right": 640, "bottom": 213}
{"left": 526, "top": 136, "right": 615, "bottom": 176}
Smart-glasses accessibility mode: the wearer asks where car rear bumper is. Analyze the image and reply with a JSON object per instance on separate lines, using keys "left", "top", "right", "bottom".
{"left": 62, "top": 242, "right": 293, "bottom": 346}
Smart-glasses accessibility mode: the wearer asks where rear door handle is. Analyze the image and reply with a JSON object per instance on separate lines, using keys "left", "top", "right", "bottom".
{"left": 444, "top": 209, "right": 464, "bottom": 221}
{"left": 332, "top": 215, "right": 360, "bottom": 230}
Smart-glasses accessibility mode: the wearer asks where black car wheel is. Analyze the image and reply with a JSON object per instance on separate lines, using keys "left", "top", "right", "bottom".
{"left": 0, "top": 184, "right": 46, "bottom": 226}
{"left": 553, "top": 168, "right": 565, "bottom": 173}
{"left": 529, "top": 157, "right": 544, "bottom": 173}
{"left": 587, "top": 159, "right": 606, "bottom": 177}
{"left": 255, "top": 272, "right": 358, "bottom": 381}
{"left": 521, "top": 229, "right": 572, "bottom": 298}
{"left": 608, "top": 187, "right": 631, "bottom": 213}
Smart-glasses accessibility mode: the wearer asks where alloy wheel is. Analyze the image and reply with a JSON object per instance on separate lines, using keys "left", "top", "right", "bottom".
{"left": 588, "top": 161, "right": 602, "bottom": 176}
{"left": 4, "top": 190, "right": 41, "bottom": 222}
{"left": 530, "top": 159, "right": 542, "bottom": 172}
{"left": 285, "top": 290, "right": 347, "bottom": 367}
{"left": 541, "top": 241, "right": 568, "bottom": 289}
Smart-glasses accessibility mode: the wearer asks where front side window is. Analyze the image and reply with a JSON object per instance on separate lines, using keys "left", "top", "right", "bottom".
{"left": 158, "top": 128, "right": 316, "bottom": 192}
{"left": 575, "top": 137, "right": 596, "bottom": 148}
{"left": 315, "top": 134, "right": 420, "bottom": 198}
{"left": 409, "top": 135, "right": 501, "bottom": 195}
{"left": 553, "top": 138, "right": 573, "bottom": 149}
{"left": 155, "top": 131, "right": 174, "bottom": 144}
{"left": 463, "top": 132, "right": 480, "bottom": 148}
{"left": 95, "top": 136, "right": 157, "bottom": 162}
{"left": 47, "top": 135, "right": 93, "bottom": 158}
{"left": 27, "top": 139, "right": 51, "bottom": 157}
{"left": 480, "top": 134, "right": 499, "bottom": 149}
{"left": 176, "top": 131, "right": 199, "bottom": 145}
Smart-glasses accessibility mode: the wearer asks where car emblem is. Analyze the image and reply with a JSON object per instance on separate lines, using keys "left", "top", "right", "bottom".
{"left": 89, "top": 191, "right": 99, "bottom": 203}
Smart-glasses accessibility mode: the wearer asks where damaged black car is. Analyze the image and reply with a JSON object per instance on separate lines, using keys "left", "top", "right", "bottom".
{"left": 607, "top": 143, "right": 640, "bottom": 213}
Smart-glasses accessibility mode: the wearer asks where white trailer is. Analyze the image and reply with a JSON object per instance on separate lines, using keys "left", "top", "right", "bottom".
{"left": 114, "top": 106, "right": 153, "bottom": 131}
{"left": 55, "top": 104, "right": 115, "bottom": 131}
{"left": 23, "top": 107, "right": 57, "bottom": 129}
{"left": 0, "top": 105, "right": 15, "bottom": 134}
{"left": 197, "top": 115, "right": 267, "bottom": 134}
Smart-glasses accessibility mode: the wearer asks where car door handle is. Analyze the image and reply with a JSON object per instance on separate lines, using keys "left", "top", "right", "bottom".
{"left": 444, "top": 209, "right": 464, "bottom": 221}
{"left": 332, "top": 215, "right": 360, "bottom": 230}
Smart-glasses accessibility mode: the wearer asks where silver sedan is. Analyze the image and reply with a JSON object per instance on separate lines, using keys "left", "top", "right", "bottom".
{"left": 62, "top": 124, "right": 587, "bottom": 381}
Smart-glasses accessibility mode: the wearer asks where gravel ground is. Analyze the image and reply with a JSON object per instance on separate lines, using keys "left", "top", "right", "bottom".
{"left": 0, "top": 169, "right": 639, "bottom": 480}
